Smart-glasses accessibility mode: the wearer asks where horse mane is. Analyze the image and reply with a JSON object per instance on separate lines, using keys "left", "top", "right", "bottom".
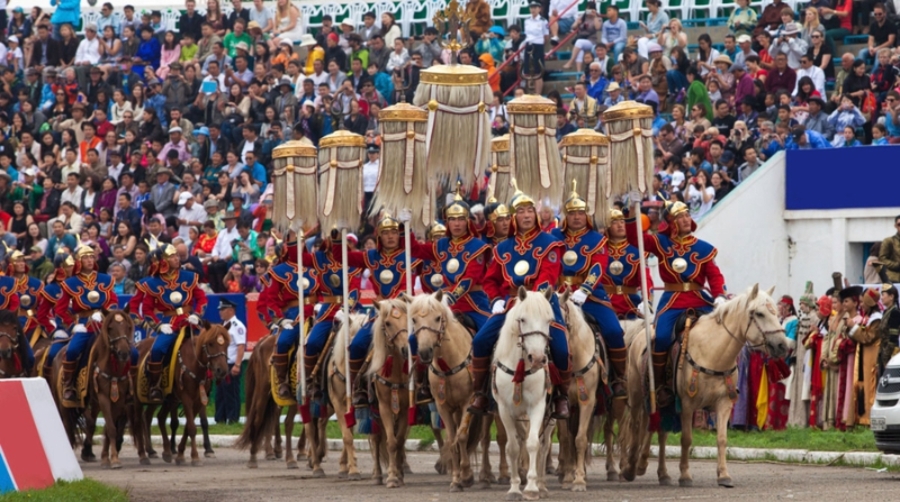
{"left": 367, "top": 299, "right": 407, "bottom": 378}
{"left": 333, "top": 312, "right": 368, "bottom": 371}
{"left": 704, "top": 285, "right": 775, "bottom": 330}
{"left": 96, "top": 309, "right": 135, "bottom": 355}
{"left": 496, "top": 291, "right": 554, "bottom": 356}
{"left": 195, "top": 323, "right": 230, "bottom": 355}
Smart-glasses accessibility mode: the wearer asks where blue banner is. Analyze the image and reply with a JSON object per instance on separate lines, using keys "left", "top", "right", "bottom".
{"left": 785, "top": 147, "right": 900, "bottom": 211}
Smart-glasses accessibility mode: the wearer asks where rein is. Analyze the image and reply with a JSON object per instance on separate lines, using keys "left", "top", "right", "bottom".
{"left": 718, "top": 308, "right": 786, "bottom": 354}
{"left": 182, "top": 331, "right": 227, "bottom": 384}
{"left": 495, "top": 359, "right": 540, "bottom": 378}
{"left": 414, "top": 309, "right": 471, "bottom": 377}
{"left": 0, "top": 331, "right": 19, "bottom": 350}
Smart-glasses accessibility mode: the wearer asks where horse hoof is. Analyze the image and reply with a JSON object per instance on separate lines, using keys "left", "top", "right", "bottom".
{"left": 403, "top": 465, "right": 413, "bottom": 475}
{"left": 659, "top": 476, "right": 673, "bottom": 486}
{"left": 140, "top": 458, "right": 151, "bottom": 466}
{"left": 717, "top": 477, "right": 734, "bottom": 488}
{"left": 607, "top": 471, "right": 619, "bottom": 482}
{"left": 679, "top": 478, "right": 692, "bottom": 487}
{"left": 373, "top": 476, "right": 383, "bottom": 486}
{"left": 204, "top": 451, "right": 216, "bottom": 459}
{"left": 175, "top": 457, "right": 186, "bottom": 466}
{"left": 386, "top": 479, "right": 402, "bottom": 489}
{"left": 480, "top": 481, "right": 492, "bottom": 490}
{"left": 505, "top": 492, "right": 522, "bottom": 501}
{"left": 622, "top": 469, "right": 636, "bottom": 482}
{"left": 191, "top": 459, "right": 203, "bottom": 467}
{"left": 348, "top": 472, "right": 361, "bottom": 481}
{"left": 572, "top": 482, "right": 586, "bottom": 492}
{"left": 148, "top": 452, "right": 159, "bottom": 459}
{"left": 462, "top": 476, "right": 475, "bottom": 488}
{"left": 162, "top": 453, "right": 173, "bottom": 464}
{"left": 111, "top": 461, "right": 122, "bottom": 470}
{"left": 100, "top": 460, "right": 110, "bottom": 469}
{"left": 449, "top": 483, "right": 463, "bottom": 493}
{"left": 312, "top": 468, "right": 325, "bottom": 478}
{"left": 266, "top": 454, "right": 277, "bottom": 461}
{"left": 247, "top": 461, "right": 258, "bottom": 469}
{"left": 523, "top": 489, "right": 540, "bottom": 501}
{"left": 561, "top": 482, "right": 572, "bottom": 491}
{"left": 275, "top": 451, "right": 283, "bottom": 460}
{"left": 338, "top": 471, "right": 348, "bottom": 480}
{"left": 636, "top": 466, "right": 647, "bottom": 476}
{"left": 498, "top": 476, "right": 511, "bottom": 485}
{"left": 286, "top": 460, "right": 298, "bottom": 470}
{"left": 435, "top": 460, "right": 447, "bottom": 475}
{"left": 82, "top": 454, "right": 97, "bottom": 463}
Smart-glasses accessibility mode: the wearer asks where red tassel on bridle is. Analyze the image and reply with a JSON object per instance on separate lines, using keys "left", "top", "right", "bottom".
{"left": 13, "top": 353, "right": 21, "bottom": 373}
{"left": 437, "top": 358, "right": 451, "bottom": 373}
{"left": 382, "top": 356, "right": 393, "bottom": 378}
{"left": 512, "top": 358, "right": 526, "bottom": 383}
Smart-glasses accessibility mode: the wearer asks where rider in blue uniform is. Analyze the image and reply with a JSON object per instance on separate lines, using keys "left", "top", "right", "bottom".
{"left": 552, "top": 184, "right": 628, "bottom": 397}
{"left": 37, "top": 252, "right": 76, "bottom": 369}
{"left": 6, "top": 250, "right": 41, "bottom": 373}
{"left": 468, "top": 185, "right": 572, "bottom": 419}
{"left": 601, "top": 209, "right": 645, "bottom": 320}
{"left": 57, "top": 245, "right": 118, "bottom": 402}
{"left": 418, "top": 222, "right": 446, "bottom": 295}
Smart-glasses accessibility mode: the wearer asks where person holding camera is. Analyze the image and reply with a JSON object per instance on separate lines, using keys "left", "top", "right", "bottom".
{"left": 686, "top": 170, "right": 715, "bottom": 219}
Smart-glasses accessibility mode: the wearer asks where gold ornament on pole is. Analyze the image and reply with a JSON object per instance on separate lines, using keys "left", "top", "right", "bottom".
{"left": 412, "top": 0, "right": 491, "bottom": 190}
{"left": 374, "top": 102, "right": 433, "bottom": 235}
{"left": 507, "top": 95, "right": 562, "bottom": 207}
{"left": 317, "top": 131, "right": 366, "bottom": 231}
{"left": 559, "top": 128, "right": 610, "bottom": 225}
{"left": 488, "top": 134, "right": 512, "bottom": 207}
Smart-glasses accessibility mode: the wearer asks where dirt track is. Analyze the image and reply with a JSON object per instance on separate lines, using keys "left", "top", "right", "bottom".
{"left": 82, "top": 442, "right": 900, "bottom": 502}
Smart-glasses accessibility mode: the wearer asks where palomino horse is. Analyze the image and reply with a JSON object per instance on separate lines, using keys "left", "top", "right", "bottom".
{"left": 365, "top": 298, "right": 412, "bottom": 489}
{"left": 555, "top": 293, "right": 604, "bottom": 491}
{"left": 620, "top": 284, "right": 789, "bottom": 487}
{"left": 236, "top": 334, "right": 302, "bottom": 470}
{"left": 135, "top": 321, "right": 231, "bottom": 466}
{"left": 409, "top": 291, "right": 484, "bottom": 492}
{"left": 0, "top": 310, "right": 27, "bottom": 379}
{"left": 493, "top": 287, "right": 558, "bottom": 501}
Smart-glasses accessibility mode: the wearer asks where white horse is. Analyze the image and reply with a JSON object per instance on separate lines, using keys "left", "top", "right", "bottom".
{"left": 492, "top": 287, "right": 558, "bottom": 501}
{"left": 620, "top": 284, "right": 790, "bottom": 487}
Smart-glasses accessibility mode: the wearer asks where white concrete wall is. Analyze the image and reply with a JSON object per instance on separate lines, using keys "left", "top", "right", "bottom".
{"left": 694, "top": 152, "right": 897, "bottom": 300}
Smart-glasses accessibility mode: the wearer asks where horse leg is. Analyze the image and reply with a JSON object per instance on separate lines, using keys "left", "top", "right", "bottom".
{"left": 379, "top": 402, "right": 403, "bottom": 488}
{"left": 317, "top": 415, "right": 329, "bottom": 466}
{"left": 143, "top": 404, "right": 158, "bottom": 458}
{"left": 657, "top": 430, "right": 672, "bottom": 485}
{"left": 184, "top": 397, "right": 201, "bottom": 466}
{"left": 496, "top": 403, "right": 522, "bottom": 501}
{"left": 679, "top": 404, "right": 694, "bottom": 487}
{"left": 200, "top": 405, "right": 215, "bottom": 458}
{"left": 285, "top": 406, "right": 298, "bottom": 469}
{"left": 369, "top": 431, "right": 384, "bottom": 485}
{"left": 636, "top": 419, "right": 651, "bottom": 477}
{"left": 478, "top": 414, "right": 495, "bottom": 487}
{"left": 607, "top": 399, "right": 624, "bottom": 481}
{"left": 433, "top": 426, "right": 448, "bottom": 475}
{"left": 82, "top": 407, "right": 97, "bottom": 462}
{"left": 271, "top": 406, "right": 283, "bottom": 460}
{"left": 157, "top": 404, "right": 173, "bottom": 463}
{"left": 343, "top": 412, "right": 361, "bottom": 480}
{"left": 444, "top": 412, "right": 463, "bottom": 492}
{"left": 457, "top": 412, "right": 476, "bottom": 488}
{"left": 715, "top": 398, "right": 735, "bottom": 488}
{"left": 572, "top": 398, "right": 593, "bottom": 491}
{"left": 556, "top": 417, "right": 572, "bottom": 489}
{"left": 97, "top": 397, "right": 113, "bottom": 468}
{"left": 537, "top": 422, "right": 554, "bottom": 497}
{"left": 520, "top": 400, "right": 545, "bottom": 501}
{"left": 496, "top": 414, "right": 511, "bottom": 486}
{"left": 130, "top": 402, "right": 150, "bottom": 465}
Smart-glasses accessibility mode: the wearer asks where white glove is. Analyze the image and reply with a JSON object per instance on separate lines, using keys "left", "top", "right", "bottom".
{"left": 188, "top": 314, "right": 201, "bottom": 326}
{"left": 280, "top": 319, "right": 294, "bottom": 330}
{"left": 73, "top": 324, "right": 87, "bottom": 334}
{"left": 91, "top": 312, "right": 103, "bottom": 323}
{"left": 158, "top": 323, "right": 174, "bottom": 335}
{"left": 49, "top": 320, "right": 58, "bottom": 330}
{"left": 714, "top": 296, "right": 727, "bottom": 307}
{"left": 335, "top": 310, "right": 347, "bottom": 323}
{"left": 363, "top": 269, "right": 372, "bottom": 280}
{"left": 52, "top": 329, "right": 69, "bottom": 340}
{"left": 398, "top": 208, "right": 412, "bottom": 222}
{"left": 492, "top": 300, "right": 506, "bottom": 314}
{"left": 570, "top": 289, "right": 588, "bottom": 306}
{"left": 313, "top": 303, "right": 322, "bottom": 314}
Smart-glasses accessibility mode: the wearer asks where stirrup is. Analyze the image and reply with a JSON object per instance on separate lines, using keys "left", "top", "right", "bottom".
{"left": 551, "top": 394, "right": 570, "bottom": 419}
{"left": 467, "top": 392, "right": 490, "bottom": 415}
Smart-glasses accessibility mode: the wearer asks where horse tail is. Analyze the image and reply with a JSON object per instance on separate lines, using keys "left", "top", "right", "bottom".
{"left": 235, "top": 345, "right": 276, "bottom": 451}
{"left": 463, "top": 411, "right": 484, "bottom": 455}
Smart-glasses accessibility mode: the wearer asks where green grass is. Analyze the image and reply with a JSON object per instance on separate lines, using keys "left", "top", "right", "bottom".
{"left": 0, "top": 479, "right": 128, "bottom": 502}
{"left": 665, "top": 427, "right": 877, "bottom": 452}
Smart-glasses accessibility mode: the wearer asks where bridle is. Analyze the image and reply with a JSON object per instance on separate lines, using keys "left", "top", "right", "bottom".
{"left": 183, "top": 328, "right": 227, "bottom": 383}
{"left": 718, "top": 306, "right": 785, "bottom": 355}
{"left": 381, "top": 317, "right": 409, "bottom": 348}
{"left": 516, "top": 318, "right": 551, "bottom": 349}
{"left": 0, "top": 329, "right": 19, "bottom": 351}
{"left": 0, "top": 327, "right": 24, "bottom": 377}
{"left": 412, "top": 312, "right": 447, "bottom": 348}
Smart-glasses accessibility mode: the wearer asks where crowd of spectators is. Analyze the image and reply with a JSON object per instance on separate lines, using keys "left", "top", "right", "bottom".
{"left": 1, "top": 0, "right": 898, "bottom": 295}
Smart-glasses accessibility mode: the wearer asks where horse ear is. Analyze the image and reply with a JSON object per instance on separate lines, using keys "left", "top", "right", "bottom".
{"left": 518, "top": 286, "right": 528, "bottom": 302}
{"left": 543, "top": 287, "right": 553, "bottom": 301}
{"left": 750, "top": 283, "right": 759, "bottom": 300}
{"left": 767, "top": 285, "right": 776, "bottom": 297}
{"left": 434, "top": 290, "right": 443, "bottom": 303}
{"left": 560, "top": 290, "right": 570, "bottom": 304}
{"left": 399, "top": 292, "right": 412, "bottom": 303}
{"left": 203, "top": 319, "right": 211, "bottom": 330}
{"left": 123, "top": 302, "right": 131, "bottom": 314}
{"left": 372, "top": 300, "right": 382, "bottom": 311}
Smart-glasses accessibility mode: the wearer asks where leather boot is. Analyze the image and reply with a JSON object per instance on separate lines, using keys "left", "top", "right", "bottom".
{"left": 651, "top": 351, "right": 672, "bottom": 408}
{"left": 61, "top": 360, "right": 78, "bottom": 401}
{"left": 349, "top": 358, "right": 368, "bottom": 407}
{"left": 552, "top": 367, "right": 572, "bottom": 419}
{"left": 302, "top": 354, "right": 321, "bottom": 399}
{"left": 608, "top": 347, "right": 628, "bottom": 398}
{"left": 147, "top": 361, "right": 165, "bottom": 402}
{"left": 466, "top": 356, "right": 492, "bottom": 415}
{"left": 414, "top": 358, "right": 433, "bottom": 404}
{"left": 271, "top": 353, "right": 291, "bottom": 400}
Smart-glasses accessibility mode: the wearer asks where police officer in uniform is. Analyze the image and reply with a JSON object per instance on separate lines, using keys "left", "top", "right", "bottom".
{"left": 469, "top": 186, "right": 572, "bottom": 418}
{"left": 216, "top": 298, "right": 246, "bottom": 424}
{"left": 552, "top": 184, "right": 628, "bottom": 396}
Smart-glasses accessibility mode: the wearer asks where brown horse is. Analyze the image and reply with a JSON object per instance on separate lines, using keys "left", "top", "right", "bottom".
{"left": 236, "top": 333, "right": 303, "bottom": 469}
{"left": 135, "top": 321, "right": 231, "bottom": 466}
{"left": 365, "top": 299, "right": 412, "bottom": 489}
{"left": 0, "top": 310, "right": 27, "bottom": 379}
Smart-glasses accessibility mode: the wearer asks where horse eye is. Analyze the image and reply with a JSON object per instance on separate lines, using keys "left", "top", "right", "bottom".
{"left": 435, "top": 316, "right": 441, "bottom": 323}
{"left": 756, "top": 312, "right": 765, "bottom": 317}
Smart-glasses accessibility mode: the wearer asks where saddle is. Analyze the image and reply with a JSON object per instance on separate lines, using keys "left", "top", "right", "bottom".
{"left": 57, "top": 342, "right": 95, "bottom": 409}
{"left": 666, "top": 309, "right": 703, "bottom": 393}
{"left": 270, "top": 343, "right": 299, "bottom": 407}
{"left": 136, "top": 328, "right": 188, "bottom": 403}
{"left": 454, "top": 312, "right": 478, "bottom": 337}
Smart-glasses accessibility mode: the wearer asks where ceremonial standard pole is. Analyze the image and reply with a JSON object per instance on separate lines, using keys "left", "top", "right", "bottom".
{"left": 295, "top": 228, "right": 310, "bottom": 422}
{"left": 341, "top": 227, "right": 355, "bottom": 426}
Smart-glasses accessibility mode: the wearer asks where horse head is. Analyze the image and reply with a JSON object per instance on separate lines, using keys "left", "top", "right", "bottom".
{"left": 102, "top": 310, "right": 134, "bottom": 366}
{"left": 368, "top": 298, "right": 409, "bottom": 378}
{"left": 409, "top": 291, "right": 450, "bottom": 366}
{"left": 196, "top": 322, "right": 231, "bottom": 381}
{"left": 0, "top": 309, "right": 21, "bottom": 362}
{"left": 720, "top": 284, "right": 790, "bottom": 359}
{"left": 504, "top": 287, "right": 555, "bottom": 372}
